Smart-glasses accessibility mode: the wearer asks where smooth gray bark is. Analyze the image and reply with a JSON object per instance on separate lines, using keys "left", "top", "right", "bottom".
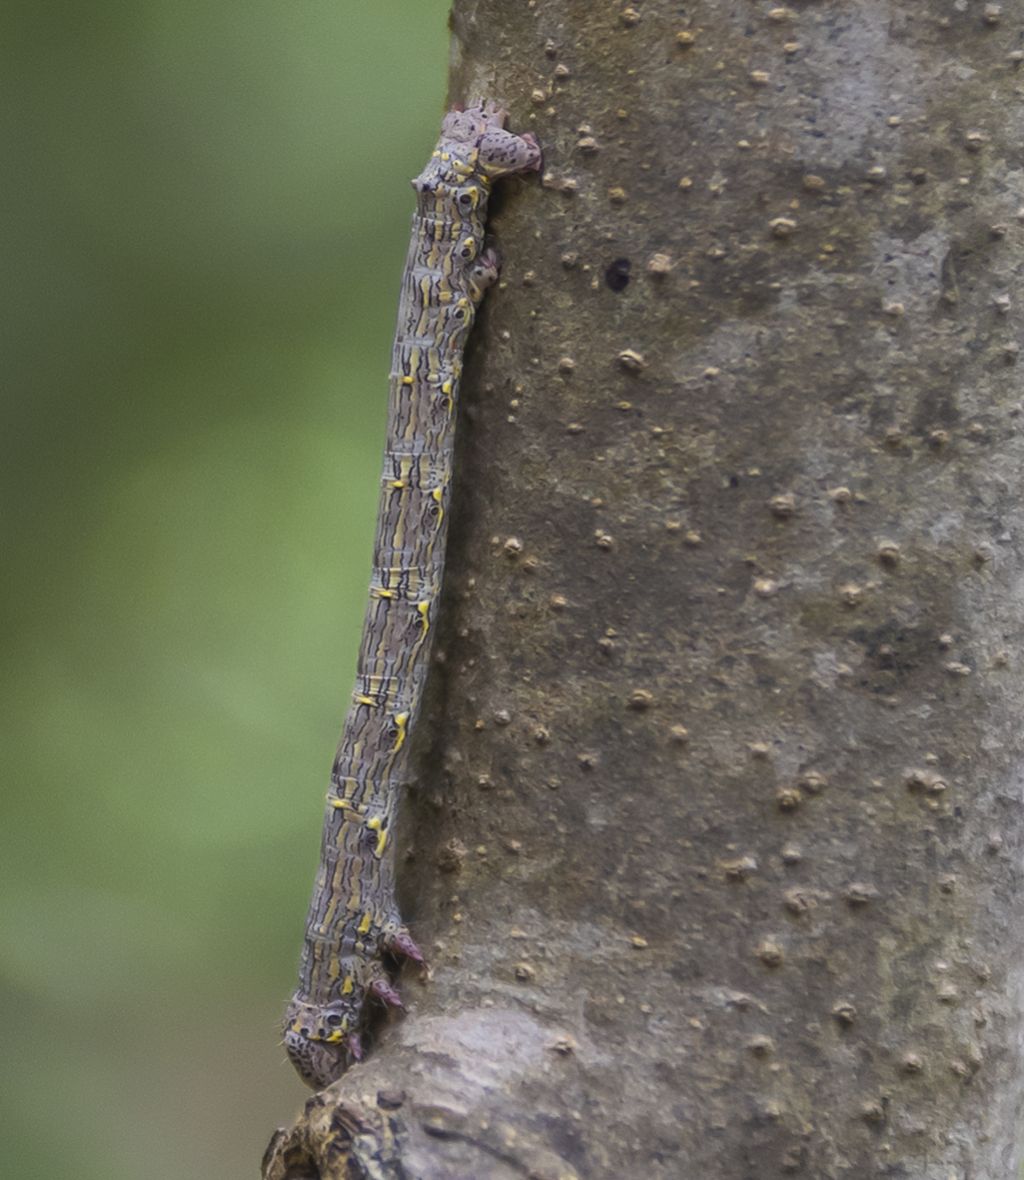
{"left": 265, "top": 3, "right": 1024, "bottom": 1176}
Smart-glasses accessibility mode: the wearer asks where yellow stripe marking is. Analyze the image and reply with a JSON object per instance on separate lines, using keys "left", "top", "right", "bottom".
{"left": 416, "top": 600, "right": 431, "bottom": 634}
{"left": 393, "top": 712, "right": 408, "bottom": 752}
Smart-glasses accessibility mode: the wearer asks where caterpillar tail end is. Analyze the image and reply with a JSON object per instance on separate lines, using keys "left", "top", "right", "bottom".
{"left": 282, "top": 992, "right": 370, "bottom": 1088}
{"left": 282, "top": 1020, "right": 352, "bottom": 1090}
{"left": 283, "top": 927, "right": 425, "bottom": 1088}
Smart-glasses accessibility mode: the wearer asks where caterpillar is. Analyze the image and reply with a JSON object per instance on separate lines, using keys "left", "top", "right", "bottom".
{"left": 282, "top": 101, "right": 541, "bottom": 1089}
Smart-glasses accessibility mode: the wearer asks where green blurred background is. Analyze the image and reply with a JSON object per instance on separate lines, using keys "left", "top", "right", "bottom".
{"left": 2, "top": 4, "right": 449, "bottom": 1176}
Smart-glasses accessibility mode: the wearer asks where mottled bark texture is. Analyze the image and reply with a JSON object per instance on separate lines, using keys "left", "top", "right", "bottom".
{"left": 265, "top": 3, "right": 1024, "bottom": 1177}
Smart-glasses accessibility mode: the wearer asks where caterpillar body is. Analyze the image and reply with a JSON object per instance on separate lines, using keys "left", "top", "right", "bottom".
{"left": 283, "top": 102, "right": 541, "bottom": 1089}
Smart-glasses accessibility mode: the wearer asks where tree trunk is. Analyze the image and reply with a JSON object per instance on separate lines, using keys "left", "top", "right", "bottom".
{"left": 264, "top": 2, "right": 1024, "bottom": 1176}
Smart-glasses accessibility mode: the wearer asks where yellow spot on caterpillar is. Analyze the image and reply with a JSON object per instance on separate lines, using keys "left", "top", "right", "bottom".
{"left": 438, "top": 290, "right": 453, "bottom": 303}
{"left": 342, "top": 975, "right": 354, "bottom": 995}
{"left": 441, "top": 380, "right": 453, "bottom": 396}
{"left": 393, "top": 712, "right": 409, "bottom": 752}
{"left": 358, "top": 912, "right": 372, "bottom": 934}
{"left": 373, "top": 587, "right": 396, "bottom": 599}
{"left": 355, "top": 694, "right": 377, "bottom": 707}
{"left": 388, "top": 480, "right": 407, "bottom": 490}
{"left": 440, "top": 151, "right": 450, "bottom": 161}
{"left": 416, "top": 600, "right": 431, "bottom": 634}
{"left": 365, "top": 815, "right": 388, "bottom": 856}
{"left": 400, "top": 375, "right": 414, "bottom": 386}
{"left": 329, "top": 797, "right": 351, "bottom": 810}
{"left": 431, "top": 150, "right": 440, "bottom": 158}
{"left": 325, "top": 1030, "right": 345, "bottom": 1044}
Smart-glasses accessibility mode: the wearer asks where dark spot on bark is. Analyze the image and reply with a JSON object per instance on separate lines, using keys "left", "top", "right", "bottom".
{"left": 605, "top": 258, "right": 631, "bottom": 291}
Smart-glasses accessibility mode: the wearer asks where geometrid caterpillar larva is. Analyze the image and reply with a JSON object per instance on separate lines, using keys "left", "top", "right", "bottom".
{"left": 283, "top": 102, "right": 541, "bottom": 1088}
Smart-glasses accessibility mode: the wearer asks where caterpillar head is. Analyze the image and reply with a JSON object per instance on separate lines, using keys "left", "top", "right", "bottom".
{"left": 441, "top": 101, "right": 542, "bottom": 179}
{"left": 282, "top": 996, "right": 362, "bottom": 1089}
